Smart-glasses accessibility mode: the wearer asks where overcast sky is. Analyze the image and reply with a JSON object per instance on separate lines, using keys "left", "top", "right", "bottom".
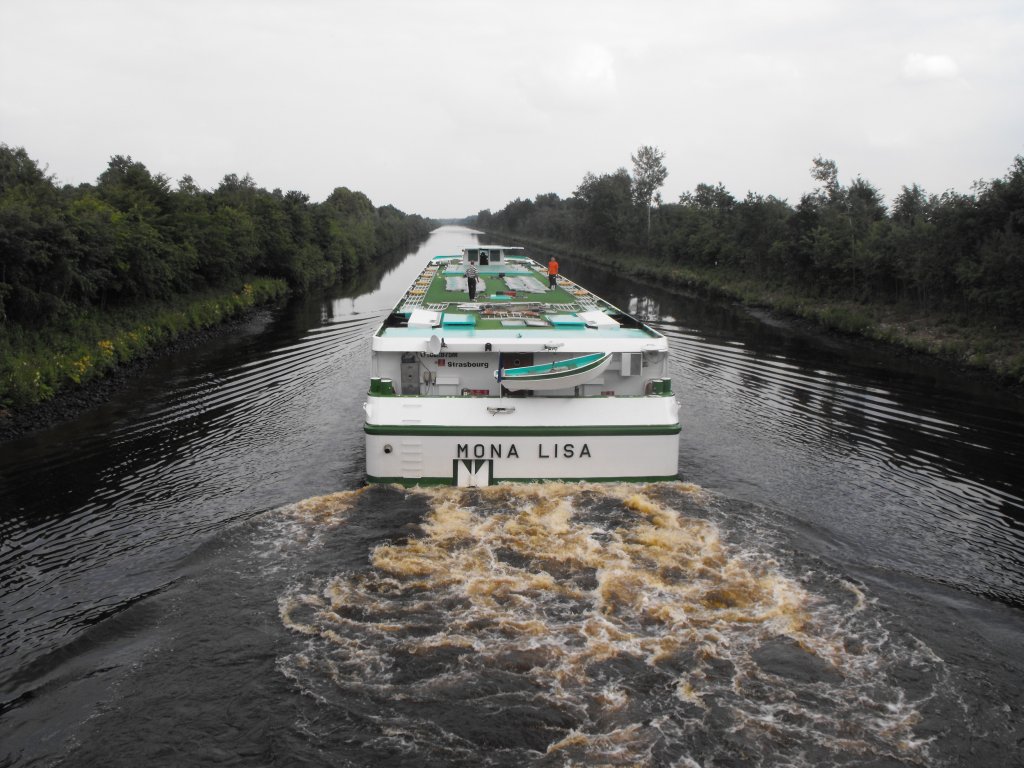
{"left": 2, "top": 0, "right": 1022, "bottom": 218}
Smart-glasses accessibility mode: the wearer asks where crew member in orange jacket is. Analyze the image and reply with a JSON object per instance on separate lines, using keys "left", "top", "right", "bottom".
{"left": 547, "top": 257, "right": 559, "bottom": 289}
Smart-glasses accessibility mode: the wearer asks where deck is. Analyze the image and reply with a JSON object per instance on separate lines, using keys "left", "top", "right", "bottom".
{"left": 382, "top": 256, "right": 654, "bottom": 337}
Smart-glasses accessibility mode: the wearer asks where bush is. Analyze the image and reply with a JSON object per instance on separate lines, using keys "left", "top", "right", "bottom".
{"left": 0, "top": 278, "right": 289, "bottom": 408}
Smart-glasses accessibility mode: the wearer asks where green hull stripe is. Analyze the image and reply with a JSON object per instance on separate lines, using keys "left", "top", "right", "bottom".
{"left": 364, "top": 424, "right": 681, "bottom": 437}
{"left": 366, "top": 474, "right": 680, "bottom": 486}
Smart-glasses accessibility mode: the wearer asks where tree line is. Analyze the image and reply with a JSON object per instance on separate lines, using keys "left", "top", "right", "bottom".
{"left": 0, "top": 145, "right": 434, "bottom": 329}
{"left": 474, "top": 148, "right": 1024, "bottom": 324}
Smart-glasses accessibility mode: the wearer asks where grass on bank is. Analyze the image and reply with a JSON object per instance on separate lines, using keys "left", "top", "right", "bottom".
{"left": 512, "top": 237, "right": 1024, "bottom": 387}
{"left": 0, "top": 278, "right": 290, "bottom": 409}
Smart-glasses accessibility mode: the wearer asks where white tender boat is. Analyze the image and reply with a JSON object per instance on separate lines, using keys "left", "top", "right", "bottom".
{"left": 364, "top": 245, "right": 680, "bottom": 486}
{"left": 497, "top": 352, "right": 613, "bottom": 392}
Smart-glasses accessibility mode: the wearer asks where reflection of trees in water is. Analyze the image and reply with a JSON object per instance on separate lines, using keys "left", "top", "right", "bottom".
{"left": 627, "top": 294, "right": 666, "bottom": 322}
{"left": 321, "top": 237, "right": 433, "bottom": 323}
{"left": 340, "top": 242, "right": 422, "bottom": 299}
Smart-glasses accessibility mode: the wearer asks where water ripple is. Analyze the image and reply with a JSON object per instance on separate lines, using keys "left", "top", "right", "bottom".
{"left": 0, "top": 314, "right": 378, "bottom": 692}
{"left": 658, "top": 323, "right": 1024, "bottom": 605}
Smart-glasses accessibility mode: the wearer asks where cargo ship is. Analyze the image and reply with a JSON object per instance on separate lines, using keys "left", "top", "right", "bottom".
{"left": 364, "top": 245, "right": 680, "bottom": 486}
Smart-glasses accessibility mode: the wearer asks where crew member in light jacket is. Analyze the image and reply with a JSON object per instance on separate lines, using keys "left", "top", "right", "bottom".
{"left": 466, "top": 262, "right": 479, "bottom": 300}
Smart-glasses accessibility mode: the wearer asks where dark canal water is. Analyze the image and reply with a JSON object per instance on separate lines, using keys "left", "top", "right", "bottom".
{"left": 2, "top": 225, "right": 1023, "bottom": 766}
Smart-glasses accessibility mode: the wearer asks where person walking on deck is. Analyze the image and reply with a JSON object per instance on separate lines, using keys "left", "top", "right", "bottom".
{"left": 465, "top": 262, "right": 478, "bottom": 301}
{"left": 547, "top": 257, "right": 559, "bottom": 289}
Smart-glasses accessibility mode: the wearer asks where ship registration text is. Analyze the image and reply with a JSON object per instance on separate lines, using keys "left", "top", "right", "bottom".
{"left": 456, "top": 443, "right": 592, "bottom": 459}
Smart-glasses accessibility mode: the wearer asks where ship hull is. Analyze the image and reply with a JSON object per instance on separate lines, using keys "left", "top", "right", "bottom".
{"left": 364, "top": 394, "right": 679, "bottom": 486}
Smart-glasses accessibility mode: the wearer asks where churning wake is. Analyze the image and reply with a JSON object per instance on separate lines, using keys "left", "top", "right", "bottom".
{"left": 276, "top": 483, "right": 949, "bottom": 766}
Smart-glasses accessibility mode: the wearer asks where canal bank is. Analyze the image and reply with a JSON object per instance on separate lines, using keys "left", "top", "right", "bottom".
{"left": 493, "top": 234, "right": 1024, "bottom": 391}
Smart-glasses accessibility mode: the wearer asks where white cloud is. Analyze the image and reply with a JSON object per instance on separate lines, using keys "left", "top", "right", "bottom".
{"left": 524, "top": 42, "right": 617, "bottom": 113}
{"left": 566, "top": 43, "right": 617, "bottom": 95}
{"left": 733, "top": 53, "right": 802, "bottom": 82}
{"left": 902, "top": 53, "right": 960, "bottom": 81}
{"left": 1, "top": 1, "right": 1020, "bottom": 217}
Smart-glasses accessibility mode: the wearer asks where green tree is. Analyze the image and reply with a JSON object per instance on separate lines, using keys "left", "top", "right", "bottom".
{"left": 0, "top": 145, "right": 435, "bottom": 335}
{"left": 733, "top": 192, "right": 791, "bottom": 276}
{"left": 676, "top": 183, "right": 739, "bottom": 268}
{"left": 67, "top": 193, "right": 124, "bottom": 307}
{"left": 631, "top": 145, "right": 668, "bottom": 238}
{"left": 0, "top": 145, "right": 73, "bottom": 324}
{"left": 573, "top": 169, "right": 634, "bottom": 250}
{"left": 810, "top": 156, "right": 840, "bottom": 202}
{"left": 97, "top": 155, "right": 173, "bottom": 228}
{"left": 892, "top": 184, "right": 930, "bottom": 225}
